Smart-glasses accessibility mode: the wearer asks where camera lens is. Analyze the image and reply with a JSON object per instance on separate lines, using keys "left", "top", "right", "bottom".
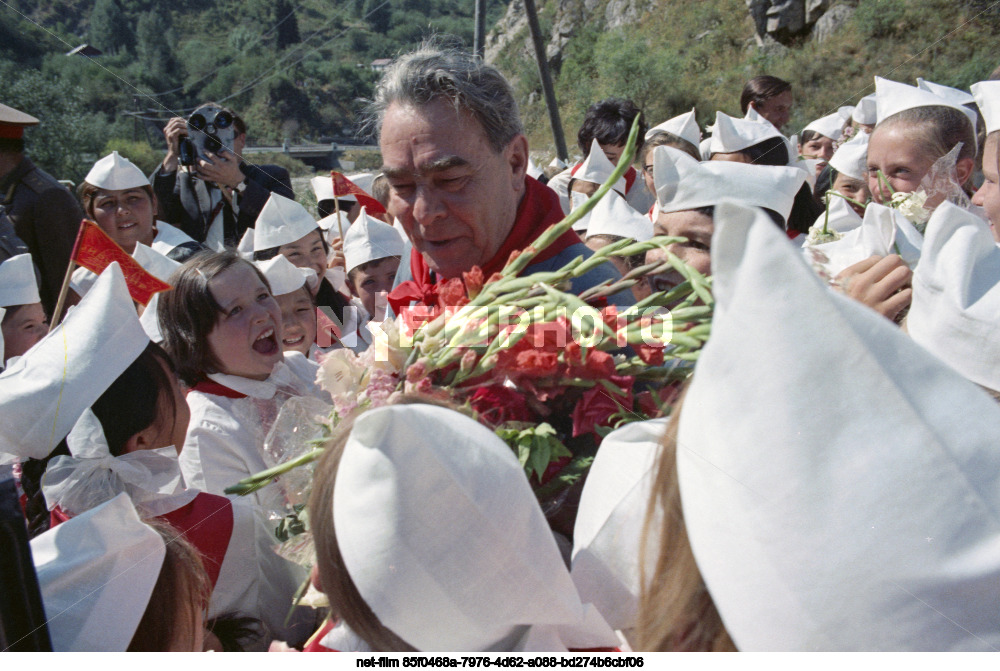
{"left": 188, "top": 113, "right": 206, "bottom": 131}
{"left": 214, "top": 111, "right": 233, "bottom": 129}
{"left": 204, "top": 135, "right": 222, "bottom": 154}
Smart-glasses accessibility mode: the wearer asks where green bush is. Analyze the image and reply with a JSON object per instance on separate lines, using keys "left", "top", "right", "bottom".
{"left": 853, "top": 0, "right": 908, "bottom": 39}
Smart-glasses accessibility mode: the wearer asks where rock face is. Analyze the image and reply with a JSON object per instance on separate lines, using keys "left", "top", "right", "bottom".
{"left": 605, "top": 0, "right": 657, "bottom": 29}
{"left": 812, "top": 3, "right": 855, "bottom": 43}
{"left": 744, "top": 0, "right": 851, "bottom": 44}
{"left": 485, "top": 0, "right": 855, "bottom": 70}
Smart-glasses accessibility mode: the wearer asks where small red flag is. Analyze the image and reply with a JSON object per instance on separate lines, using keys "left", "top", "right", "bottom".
{"left": 315, "top": 306, "right": 341, "bottom": 348}
{"left": 330, "top": 171, "right": 386, "bottom": 215}
{"left": 70, "top": 220, "right": 171, "bottom": 305}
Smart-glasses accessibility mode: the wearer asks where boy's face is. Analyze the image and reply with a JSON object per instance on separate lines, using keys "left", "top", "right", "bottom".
{"left": 348, "top": 256, "right": 400, "bottom": 320}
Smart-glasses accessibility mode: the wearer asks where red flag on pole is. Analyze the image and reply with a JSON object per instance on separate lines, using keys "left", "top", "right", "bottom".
{"left": 330, "top": 171, "right": 386, "bottom": 215}
{"left": 70, "top": 220, "right": 171, "bottom": 305}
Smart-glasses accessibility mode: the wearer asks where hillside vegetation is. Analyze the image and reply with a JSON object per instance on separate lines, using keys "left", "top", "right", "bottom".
{"left": 493, "top": 0, "right": 1000, "bottom": 159}
{"left": 1, "top": 0, "right": 504, "bottom": 181}
{"left": 2, "top": 0, "right": 998, "bottom": 180}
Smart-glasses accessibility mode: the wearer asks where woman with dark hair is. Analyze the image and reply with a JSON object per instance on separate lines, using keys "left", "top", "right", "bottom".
{"left": 78, "top": 151, "right": 203, "bottom": 262}
{"left": 740, "top": 75, "right": 793, "bottom": 131}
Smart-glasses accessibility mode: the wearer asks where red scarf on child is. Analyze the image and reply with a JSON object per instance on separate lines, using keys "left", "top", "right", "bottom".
{"left": 388, "top": 176, "right": 581, "bottom": 314}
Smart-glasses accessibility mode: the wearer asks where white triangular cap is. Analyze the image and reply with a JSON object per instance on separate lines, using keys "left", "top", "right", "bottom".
{"left": 569, "top": 192, "right": 591, "bottom": 232}
{"left": 805, "top": 201, "right": 921, "bottom": 276}
{"left": 709, "top": 111, "right": 784, "bottom": 154}
{"left": 583, "top": 190, "right": 654, "bottom": 241}
{"left": 645, "top": 108, "right": 702, "bottom": 147}
{"left": 310, "top": 174, "right": 335, "bottom": 202}
{"left": 31, "top": 493, "right": 165, "bottom": 651}
{"left": 548, "top": 157, "right": 567, "bottom": 171}
{"left": 139, "top": 291, "right": 163, "bottom": 343}
{"left": 828, "top": 132, "right": 870, "bottom": 182}
{"left": 809, "top": 195, "right": 863, "bottom": 236}
{"left": 253, "top": 193, "right": 319, "bottom": 250}
{"left": 698, "top": 137, "right": 713, "bottom": 161}
{"left": 679, "top": 199, "right": 1000, "bottom": 651}
{"left": 743, "top": 104, "right": 769, "bottom": 126}
{"left": 0, "top": 253, "right": 40, "bottom": 307}
{"left": 917, "top": 78, "right": 975, "bottom": 106}
{"left": 875, "top": 77, "right": 979, "bottom": 132}
{"left": 334, "top": 404, "right": 618, "bottom": 652}
{"left": 908, "top": 201, "right": 1000, "bottom": 392}
{"left": 343, "top": 207, "right": 406, "bottom": 273}
{"left": 254, "top": 254, "right": 318, "bottom": 296}
{"left": 852, "top": 93, "right": 877, "bottom": 125}
{"left": 131, "top": 243, "right": 181, "bottom": 283}
{"left": 317, "top": 211, "right": 352, "bottom": 236}
{"left": 654, "top": 145, "right": 805, "bottom": 223}
{"left": 236, "top": 227, "right": 254, "bottom": 258}
{"left": 837, "top": 105, "right": 855, "bottom": 121}
{"left": 0, "top": 263, "right": 149, "bottom": 461}
{"left": 527, "top": 158, "right": 543, "bottom": 180}
{"left": 803, "top": 112, "right": 844, "bottom": 141}
{"left": 576, "top": 140, "right": 627, "bottom": 195}
{"left": 971, "top": 81, "right": 1000, "bottom": 135}
{"left": 571, "top": 417, "right": 665, "bottom": 634}
{"left": 84, "top": 151, "right": 150, "bottom": 191}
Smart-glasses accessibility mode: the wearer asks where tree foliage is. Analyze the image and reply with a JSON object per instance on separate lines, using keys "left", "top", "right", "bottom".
{"left": 88, "top": 0, "right": 136, "bottom": 55}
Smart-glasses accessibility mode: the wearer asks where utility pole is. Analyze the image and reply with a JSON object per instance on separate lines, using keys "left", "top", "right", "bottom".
{"left": 473, "top": 0, "right": 486, "bottom": 59}
{"left": 523, "top": 0, "right": 568, "bottom": 162}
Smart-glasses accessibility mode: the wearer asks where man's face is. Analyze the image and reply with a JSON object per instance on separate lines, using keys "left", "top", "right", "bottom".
{"left": 380, "top": 99, "right": 528, "bottom": 279}
{"left": 754, "top": 90, "right": 793, "bottom": 131}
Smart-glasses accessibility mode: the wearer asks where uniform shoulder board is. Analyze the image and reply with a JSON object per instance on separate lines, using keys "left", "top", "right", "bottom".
{"left": 21, "top": 168, "right": 63, "bottom": 195}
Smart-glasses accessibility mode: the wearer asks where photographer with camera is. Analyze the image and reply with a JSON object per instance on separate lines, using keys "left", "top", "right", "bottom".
{"left": 152, "top": 103, "right": 294, "bottom": 249}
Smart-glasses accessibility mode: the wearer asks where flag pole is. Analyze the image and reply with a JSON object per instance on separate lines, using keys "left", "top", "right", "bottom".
{"left": 332, "top": 172, "right": 345, "bottom": 241}
{"left": 49, "top": 220, "right": 88, "bottom": 332}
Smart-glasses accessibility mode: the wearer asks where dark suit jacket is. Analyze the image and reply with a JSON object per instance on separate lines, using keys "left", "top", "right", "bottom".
{"left": 151, "top": 162, "right": 294, "bottom": 247}
{"left": 1, "top": 158, "right": 84, "bottom": 315}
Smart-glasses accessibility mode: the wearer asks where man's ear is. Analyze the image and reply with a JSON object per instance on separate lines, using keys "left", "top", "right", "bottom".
{"left": 956, "top": 156, "right": 975, "bottom": 186}
{"left": 505, "top": 134, "right": 530, "bottom": 189}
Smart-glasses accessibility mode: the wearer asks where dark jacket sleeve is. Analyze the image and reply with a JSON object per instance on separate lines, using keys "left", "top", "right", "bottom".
{"left": 151, "top": 167, "right": 188, "bottom": 227}
{"left": 27, "top": 187, "right": 84, "bottom": 314}
{"left": 237, "top": 164, "right": 293, "bottom": 232}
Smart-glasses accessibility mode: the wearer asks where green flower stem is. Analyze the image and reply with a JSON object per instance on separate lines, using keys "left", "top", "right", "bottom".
{"left": 224, "top": 447, "right": 326, "bottom": 496}
{"left": 877, "top": 170, "right": 895, "bottom": 198}
{"left": 500, "top": 117, "right": 641, "bottom": 278}
{"left": 826, "top": 190, "right": 868, "bottom": 210}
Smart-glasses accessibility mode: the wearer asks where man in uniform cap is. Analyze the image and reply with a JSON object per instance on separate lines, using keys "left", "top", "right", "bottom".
{"left": 0, "top": 102, "right": 85, "bottom": 316}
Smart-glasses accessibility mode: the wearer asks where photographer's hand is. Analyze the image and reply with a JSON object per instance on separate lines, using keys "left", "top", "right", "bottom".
{"left": 198, "top": 149, "right": 245, "bottom": 189}
{"left": 161, "top": 117, "right": 187, "bottom": 174}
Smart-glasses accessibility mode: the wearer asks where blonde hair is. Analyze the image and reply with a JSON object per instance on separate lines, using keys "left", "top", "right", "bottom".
{"left": 875, "top": 106, "right": 977, "bottom": 174}
{"left": 636, "top": 387, "right": 736, "bottom": 651}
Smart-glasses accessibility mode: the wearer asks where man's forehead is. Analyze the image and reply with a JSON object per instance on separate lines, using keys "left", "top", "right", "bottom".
{"left": 379, "top": 100, "right": 491, "bottom": 173}
{"left": 380, "top": 155, "right": 470, "bottom": 179}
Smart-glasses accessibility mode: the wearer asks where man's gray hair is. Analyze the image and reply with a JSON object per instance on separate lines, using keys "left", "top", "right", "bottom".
{"left": 364, "top": 42, "right": 524, "bottom": 154}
